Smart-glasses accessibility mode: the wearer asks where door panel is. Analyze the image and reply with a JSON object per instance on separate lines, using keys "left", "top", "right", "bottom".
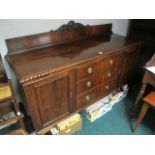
{"left": 119, "top": 46, "right": 139, "bottom": 85}
{"left": 30, "top": 73, "right": 70, "bottom": 129}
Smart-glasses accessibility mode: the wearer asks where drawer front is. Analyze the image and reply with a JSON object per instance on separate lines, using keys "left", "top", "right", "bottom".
{"left": 76, "top": 88, "right": 98, "bottom": 110}
{"left": 77, "top": 63, "right": 96, "bottom": 81}
{"left": 96, "top": 69, "right": 118, "bottom": 83}
{"left": 98, "top": 77, "right": 117, "bottom": 98}
{"left": 77, "top": 77, "right": 97, "bottom": 95}
{"left": 97, "top": 55, "right": 119, "bottom": 75}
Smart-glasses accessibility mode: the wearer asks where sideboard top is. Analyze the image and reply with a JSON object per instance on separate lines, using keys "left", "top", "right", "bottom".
{"left": 6, "top": 22, "right": 142, "bottom": 84}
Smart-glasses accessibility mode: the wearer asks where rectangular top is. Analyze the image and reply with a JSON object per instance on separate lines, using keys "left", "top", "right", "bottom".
{"left": 6, "top": 22, "right": 141, "bottom": 84}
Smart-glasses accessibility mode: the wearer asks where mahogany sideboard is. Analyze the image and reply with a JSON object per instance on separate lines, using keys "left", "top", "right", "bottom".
{"left": 5, "top": 21, "right": 142, "bottom": 134}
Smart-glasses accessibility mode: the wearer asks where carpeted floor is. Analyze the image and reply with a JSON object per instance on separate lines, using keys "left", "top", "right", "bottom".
{"left": 75, "top": 86, "right": 155, "bottom": 135}
{"left": 74, "top": 100, "right": 154, "bottom": 135}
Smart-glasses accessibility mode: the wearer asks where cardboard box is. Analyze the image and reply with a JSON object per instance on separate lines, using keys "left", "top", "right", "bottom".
{"left": 84, "top": 101, "right": 112, "bottom": 122}
{"left": 84, "top": 84, "right": 128, "bottom": 122}
{"left": 58, "top": 119, "right": 82, "bottom": 135}
{"left": 56, "top": 114, "right": 82, "bottom": 135}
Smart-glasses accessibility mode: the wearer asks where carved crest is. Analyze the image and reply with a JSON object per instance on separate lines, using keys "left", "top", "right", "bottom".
{"left": 51, "top": 21, "right": 89, "bottom": 32}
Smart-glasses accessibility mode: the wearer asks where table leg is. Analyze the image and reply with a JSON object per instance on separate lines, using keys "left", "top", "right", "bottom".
{"left": 134, "top": 83, "right": 147, "bottom": 106}
{"left": 131, "top": 83, "right": 147, "bottom": 117}
{"left": 133, "top": 102, "right": 149, "bottom": 132}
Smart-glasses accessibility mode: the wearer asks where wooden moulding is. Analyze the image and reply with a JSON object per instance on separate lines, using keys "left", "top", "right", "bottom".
{"left": 6, "top": 21, "right": 112, "bottom": 55}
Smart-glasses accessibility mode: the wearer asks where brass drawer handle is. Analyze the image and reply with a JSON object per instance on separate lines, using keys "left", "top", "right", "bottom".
{"left": 85, "top": 95, "right": 91, "bottom": 101}
{"left": 107, "top": 72, "right": 112, "bottom": 78}
{"left": 109, "top": 59, "right": 113, "bottom": 65}
{"left": 87, "top": 67, "right": 93, "bottom": 74}
{"left": 98, "top": 51, "right": 103, "bottom": 55}
{"left": 105, "top": 85, "right": 109, "bottom": 90}
{"left": 86, "top": 81, "right": 92, "bottom": 87}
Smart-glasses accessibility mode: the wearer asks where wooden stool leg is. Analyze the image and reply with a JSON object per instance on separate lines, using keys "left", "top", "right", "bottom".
{"left": 133, "top": 103, "right": 149, "bottom": 132}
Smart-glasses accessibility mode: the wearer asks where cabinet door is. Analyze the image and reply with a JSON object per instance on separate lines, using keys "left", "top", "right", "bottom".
{"left": 119, "top": 46, "right": 139, "bottom": 85}
{"left": 24, "top": 72, "right": 71, "bottom": 131}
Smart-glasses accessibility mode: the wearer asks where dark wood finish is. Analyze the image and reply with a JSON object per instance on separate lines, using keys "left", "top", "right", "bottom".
{"left": 77, "top": 77, "right": 97, "bottom": 95}
{"left": 96, "top": 54, "right": 119, "bottom": 75}
{"left": 6, "top": 22, "right": 142, "bottom": 133}
{"left": 133, "top": 91, "right": 155, "bottom": 132}
{"left": 77, "top": 62, "right": 96, "bottom": 81}
{"left": 6, "top": 21, "right": 112, "bottom": 54}
{"left": 69, "top": 69, "right": 77, "bottom": 112}
{"left": 77, "top": 87, "right": 98, "bottom": 109}
{"left": 23, "top": 72, "right": 70, "bottom": 130}
{"left": 98, "top": 77, "right": 117, "bottom": 98}
{"left": 119, "top": 45, "right": 140, "bottom": 85}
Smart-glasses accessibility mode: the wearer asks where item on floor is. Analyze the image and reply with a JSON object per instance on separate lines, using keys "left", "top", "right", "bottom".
{"left": 50, "top": 128, "right": 59, "bottom": 135}
{"left": 133, "top": 91, "right": 155, "bottom": 132}
{"left": 51, "top": 113, "right": 82, "bottom": 135}
{"left": 109, "top": 84, "right": 128, "bottom": 106}
{"left": 84, "top": 97, "right": 112, "bottom": 122}
{"left": 8, "top": 128, "right": 28, "bottom": 135}
{"left": 84, "top": 85, "right": 128, "bottom": 122}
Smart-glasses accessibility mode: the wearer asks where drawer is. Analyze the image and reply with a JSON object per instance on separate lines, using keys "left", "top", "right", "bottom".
{"left": 97, "top": 69, "right": 118, "bottom": 83}
{"left": 77, "top": 63, "right": 96, "bottom": 81}
{"left": 77, "top": 77, "right": 97, "bottom": 95}
{"left": 76, "top": 88, "right": 98, "bottom": 110}
{"left": 97, "top": 55, "right": 119, "bottom": 75}
{"left": 98, "top": 77, "right": 117, "bottom": 98}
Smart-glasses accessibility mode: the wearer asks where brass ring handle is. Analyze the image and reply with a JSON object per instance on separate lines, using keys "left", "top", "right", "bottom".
{"left": 105, "top": 85, "right": 109, "bottom": 90}
{"left": 107, "top": 72, "right": 112, "bottom": 78}
{"left": 86, "top": 81, "right": 92, "bottom": 87}
{"left": 109, "top": 59, "right": 113, "bottom": 65}
{"left": 98, "top": 51, "right": 103, "bottom": 55}
{"left": 85, "top": 95, "right": 90, "bottom": 101}
{"left": 87, "top": 67, "right": 93, "bottom": 74}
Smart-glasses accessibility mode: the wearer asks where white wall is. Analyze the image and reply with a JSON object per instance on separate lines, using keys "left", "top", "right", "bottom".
{"left": 0, "top": 19, "right": 129, "bottom": 84}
